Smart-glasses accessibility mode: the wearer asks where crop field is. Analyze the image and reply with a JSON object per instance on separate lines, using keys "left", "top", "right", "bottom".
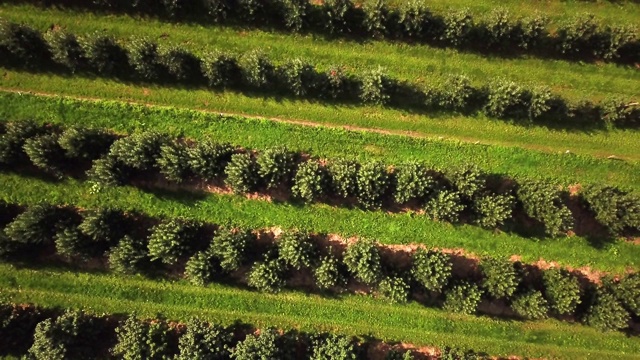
{"left": 0, "top": 0, "right": 639, "bottom": 359}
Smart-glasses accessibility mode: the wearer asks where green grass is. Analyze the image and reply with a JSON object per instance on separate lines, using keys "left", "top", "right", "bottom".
{"left": 0, "top": 173, "right": 638, "bottom": 273}
{"left": 2, "top": 264, "right": 640, "bottom": 359}
{"left": 3, "top": 91, "right": 640, "bottom": 191}
{"left": 1, "top": 4, "right": 639, "bottom": 103}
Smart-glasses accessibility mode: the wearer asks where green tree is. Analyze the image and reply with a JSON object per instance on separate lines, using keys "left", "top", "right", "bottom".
{"left": 343, "top": 238, "right": 382, "bottom": 286}
{"left": 424, "top": 190, "right": 465, "bottom": 223}
{"left": 584, "top": 291, "right": 630, "bottom": 332}
{"left": 248, "top": 258, "right": 286, "bottom": 293}
{"left": 292, "top": 160, "right": 328, "bottom": 203}
{"left": 611, "top": 273, "right": 640, "bottom": 316}
{"left": 277, "top": 230, "right": 316, "bottom": 269}
{"left": 108, "top": 235, "right": 148, "bottom": 275}
{"left": 393, "top": 162, "right": 435, "bottom": 204}
{"left": 411, "top": 248, "right": 452, "bottom": 292}
{"left": 185, "top": 251, "right": 217, "bottom": 286}
{"left": 329, "top": 158, "right": 359, "bottom": 199}
{"left": 511, "top": 291, "right": 549, "bottom": 320}
{"left": 473, "top": 193, "right": 515, "bottom": 228}
{"left": 256, "top": 146, "right": 297, "bottom": 189}
{"left": 310, "top": 334, "right": 357, "bottom": 360}
{"left": 231, "top": 329, "right": 282, "bottom": 360}
{"left": 23, "top": 133, "right": 66, "bottom": 177}
{"left": 314, "top": 252, "right": 344, "bottom": 290}
{"left": 4, "top": 204, "right": 60, "bottom": 246}
{"left": 176, "top": 318, "right": 232, "bottom": 360}
{"left": 480, "top": 257, "right": 520, "bottom": 299}
{"left": 443, "top": 282, "right": 483, "bottom": 315}
{"left": 111, "top": 315, "right": 171, "bottom": 360}
{"left": 147, "top": 219, "right": 197, "bottom": 265}
{"left": 378, "top": 275, "right": 411, "bottom": 303}
{"left": 187, "top": 140, "right": 235, "bottom": 181}
{"left": 157, "top": 142, "right": 191, "bottom": 183}
{"left": 209, "top": 228, "right": 252, "bottom": 272}
{"left": 58, "top": 126, "right": 113, "bottom": 160}
{"left": 356, "top": 161, "right": 390, "bottom": 209}
{"left": 78, "top": 208, "right": 126, "bottom": 244}
{"left": 28, "top": 310, "right": 101, "bottom": 360}
{"left": 517, "top": 180, "right": 574, "bottom": 237}
{"left": 225, "top": 153, "right": 259, "bottom": 194}
{"left": 542, "top": 269, "right": 581, "bottom": 315}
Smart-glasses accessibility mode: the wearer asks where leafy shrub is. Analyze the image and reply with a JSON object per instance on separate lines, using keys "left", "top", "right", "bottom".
{"left": 356, "top": 161, "right": 390, "bottom": 209}
{"left": 54, "top": 226, "right": 91, "bottom": 260}
{"left": 485, "top": 79, "right": 529, "bottom": 119}
{"left": 362, "top": 0, "right": 387, "bottom": 38}
{"left": 517, "top": 180, "right": 574, "bottom": 237}
{"left": 322, "top": 0, "right": 353, "bottom": 35}
{"left": 0, "top": 21, "right": 50, "bottom": 68}
{"left": 23, "top": 133, "right": 66, "bottom": 177}
{"left": 0, "top": 120, "right": 41, "bottom": 165}
{"left": 323, "top": 65, "right": 347, "bottom": 99}
{"left": 584, "top": 291, "right": 630, "bottom": 331}
{"left": 78, "top": 208, "right": 126, "bottom": 244}
{"left": 109, "top": 131, "right": 168, "bottom": 171}
{"left": 310, "top": 334, "right": 357, "bottom": 360}
{"left": 235, "top": 0, "right": 262, "bottom": 21}
{"left": 480, "top": 257, "right": 520, "bottom": 299}
{"left": 79, "top": 33, "right": 128, "bottom": 76}
{"left": 434, "top": 74, "right": 474, "bottom": 111}
{"left": 482, "top": 9, "right": 519, "bottom": 50}
{"left": 185, "top": 251, "right": 217, "bottom": 286}
{"left": 329, "top": 158, "right": 359, "bottom": 198}
{"left": 225, "top": 153, "right": 259, "bottom": 194}
{"left": 528, "top": 86, "right": 553, "bottom": 120}
{"left": 157, "top": 142, "right": 191, "bottom": 183}
{"left": 411, "top": 248, "right": 452, "bottom": 292}
{"left": 557, "top": 14, "right": 606, "bottom": 59}
{"left": 231, "top": 328, "right": 282, "bottom": 360}
{"left": 448, "top": 165, "right": 485, "bottom": 199}
{"left": 4, "top": 204, "right": 60, "bottom": 246}
{"left": 161, "top": 46, "right": 202, "bottom": 82}
{"left": 28, "top": 310, "right": 101, "bottom": 360}
{"left": 58, "top": 126, "right": 114, "bottom": 160}
{"left": 238, "top": 50, "right": 274, "bottom": 89}
{"left": 423, "top": 190, "right": 465, "bottom": 223}
{"left": 581, "top": 185, "right": 640, "bottom": 235}
{"left": 277, "top": 58, "right": 313, "bottom": 96}
{"left": 343, "top": 238, "right": 382, "bottom": 286}
{"left": 443, "top": 282, "right": 483, "bottom": 315}
{"left": 599, "top": 25, "right": 637, "bottom": 61}
{"left": 511, "top": 291, "right": 548, "bottom": 320}
{"left": 44, "top": 28, "right": 85, "bottom": 72}
{"left": 385, "top": 349, "right": 415, "bottom": 360}
{"left": 520, "top": 14, "right": 548, "bottom": 50}
{"left": 202, "top": 50, "right": 241, "bottom": 88}
{"left": 314, "top": 253, "right": 344, "bottom": 290}
{"left": 441, "top": 9, "right": 473, "bottom": 46}
{"left": 273, "top": 0, "right": 308, "bottom": 32}
{"left": 201, "top": 0, "right": 229, "bottom": 22}
{"left": 292, "top": 160, "right": 328, "bottom": 203}
{"left": 440, "top": 347, "right": 487, "bottom": 360}
{"left": 112, "top": 315, "right": 171, "bottom": 360}
{"left": 147, "top": 219, "right": 196, "bottom": 265}
{"left": 176, "top": 318, "right": 232, "bottom": 360}
{"left": 108, "top": 235, "right": 148, "bottom": 274}
{"left": 542, "top": 269, "right": 581, "bottom": 315}
{"left": 611, "top": 274, "right": 640, "bottom": 316}
{"left": 473, "top": 193, "right": 514, "bottom": 228}
{"left": 87, "top": 155, "right": 128, "bottom": 186}
{"left": 188, "top": 140, "right": 235, "bottom": 181}
{"left": 378, "top": 275, "right": 410, "bottom": 303}
{"left": 394, "top": 162, "right": 435, "bottom": 204}
{"left": 248, "top": 258, "right": 287, "bottom": 293}
{"left": 256, "top": 146, "right": 296, "bottom": 189}
{"left": 209, "top": 228, "right": 252, "bottom": 272}
{"left": 398, "top": 0, "right": 428, "bottom": 38}
{"left": 277, "top": 230, "right": 316, "bottom": 269}
{"left": 127, "top": 37, "right": 163, "bottom": 80}
{"left": 359, "top": 66, "right": 390, "bottom": 105}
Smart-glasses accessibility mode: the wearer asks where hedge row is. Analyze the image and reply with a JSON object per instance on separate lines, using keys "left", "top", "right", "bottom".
{"left": 1, "top": 202, "right": 638, "bottom": 332}
{"left": 3, "top": 120, "right": 639, "bottom": 238}
{"left": 1, "top": 304, "right": 488, "bottom": 360}
{"left": 1, "top": 20, "right": 639, "bottom": 128}
{"left": 9, "top": 0, "right": 640, "bottom": 65}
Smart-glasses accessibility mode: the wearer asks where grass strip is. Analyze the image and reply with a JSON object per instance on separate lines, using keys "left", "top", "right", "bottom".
{"left": 0, "top": 173, "right": 638, "bottom": 273}
{"left": 1, "top": 4, "right": 638, "bottom": 102}
{"left": 1, "top": 264, "right": 640, "bottom": 359}
{"left": 2, "top": 91, "right": 639, "bottom": 190}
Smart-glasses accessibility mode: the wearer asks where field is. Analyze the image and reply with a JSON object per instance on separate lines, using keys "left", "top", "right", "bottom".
{"left": 0, "top": 0, "right": 639, "bottom": 359}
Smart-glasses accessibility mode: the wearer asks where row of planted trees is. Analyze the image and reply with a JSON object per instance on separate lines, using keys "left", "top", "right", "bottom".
{"left": 1, "top": 20, "right": 638, "bottom": 127}
{"left": 10, "top": 0, "right": 640, "bottom": 65}
{"left": 1, "top": 303, "right": 488, "bottom": 360}
{"left": 1, "top": 202, "right": 638, "bottom": 332}
{"left": 2, "top": 120, "right": 639, "bottom": 238}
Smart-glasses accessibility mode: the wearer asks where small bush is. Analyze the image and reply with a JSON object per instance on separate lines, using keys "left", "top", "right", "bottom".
{"left": 44, "top": 28, "right": 85, "bottom": 72}
{"left": 378, "top": 275, "right": 411, "bottom": 303}
{"left": 359, "top": 66, "right": 390, "bottom": 105}
{"left": 225, "top": 153, "right": 260, "bottom": 194}
{"left": 322, "top": 0, "right": 353, "bottom": 35}
{"left": 111, "top": 315, "right": 171, "bottom": 360}
{"left": 274, "top": 0, "right": 308, "bottom": 32}
{"left": 79, "top": 33, "right": 128, "bottom": 76}
{"left": 161, "top": 46, "right": 202, "bottom": 82}
{"left": 314, "top": 252, "right": 344, "bottom": 290}
{"left": 343, "top": 238, "right": 382, "bottom": 286}
{"left": 542, "top": 269, "right": 581, "bottom": 315}
{"left": 473, "top": 193, "right": 514, "bottom": 228}
{"left": 441, "top": 9, "right": 473, "bottom": 46}
{"left": 277, "top": 230, "right": 316, "bottom": 269}
{"left": 443, "top": 282, "right": 483, "bottom": 315}
{"left": 58, "top": 126, "right": 114, "bottom": 160}
{"left": 482, "top": 9, "right": 519, "bottom": 51}
{"left": 157, "top": 142, "right": 191, "bottom": 183}
{"left": 310, "top": 334, "right": 358, "bottom": 360}
{"left": 108, "top": 235, "right": 148, "bottom": 275}
{"left": 231, "top": 328, "right": 282, "bottom": 360}
{"left": 612, "top": 274, "right": 640, "bottom": 316}
{"left": 185, "top": 251, "right": 217, "bottom": 286}
{"left": 434, "top": 74, "right": 474, "bottom": 111}
{"left": 176, "top": 318, "right": 232, "bottom": 360}
{"left": 147, "top": 219, "right": 197, "bottom": 265}
{"left": 423, "top": 190, "right": 465, "bottom": 223}
{"left": 187, "top": 140, "right": 235, "bottom": 181}
{"left": 5, "top": 204, "right": 60, "bottom": 246}
{"left": 209, "top": 228, "right": 252, "bottom": 272}
{"left": 202, "top": 50, "right": 241, "bottom": 88}
{"left": 54, "top": 226, "right": 91, "bottom": 260}
{"left": 520, "top": 14, "right": 548, "bottom": 50}
{"left": 0, "top": 120, "right": 41, "bottom": 165}
{"left": 582, "top": 185, "right": 640, "bottom": 235}
{"left": 108, "top": 131, "right": 168, "bottom": 171}
{"left": 362, "top": 0, "right": 387, "bottom": 38}
{"left": 256, "top": 146, "right": 297, "bottom": 189}
{"left": 517, "top": 180, "right": 574, "bottom": 237}
{"left": 485, "top": 79, "right": 529, "bottom": 119}
{"left": 480, "top": 257, "right": 520, "bottom": 299}
{"left": 78, "top": 208, "right": 126, "bottom": 244}
{"left": 247, "top": 258, "right": 287, "bottom": 293}
{"left": 584, "top": 291, "right": 630, "bottom": 331}
{"left": 87, "top": 155, "right": 128, "bottom": 186}
{"left": 448, "top": 165, "right": 485, "bottom": 199}
{"left": 127, "top": 37, "right": 163, "bottom": 81}
{"left": 329, "top": 158, "right": 359, "bottom": 198}
{"left": 557, "top": 14, "right": 600, "bottom": 58}
{"left": 292, "top": 160, "right": 328, "bottom": 203}
{"left": 277, "top": 58, "right": 313, "bottom": 96}
{"left": 411, "top": 248, "right": 452, "bottom": 292}
{"left": 0, "top": 21, "right": 50, "bottom": 68}
{"left": 28, "top": 310, "right": 101, "bottom": 360}
{"left": 528, "top": 86, "right": 553, "bottom": 120}
{"left": 511, "top": 291, "right": 548, "bottom": 320}
{"left": 238, "top": 50, "right": 274, "bottom": 89}
{"left": 356, "top": 161, "right": 390, "bottom": 209}
{"left": 23, "top": 133, "right": 66, "bottom": 177}
{"left": 394, "top": 162, "right": 435, "bottom": 204}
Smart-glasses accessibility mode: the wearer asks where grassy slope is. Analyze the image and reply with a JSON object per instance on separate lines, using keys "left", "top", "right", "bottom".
{"left": 2, "top": 264, "right": 640, "bottom": 359}
{"left": 1, "top": 4, "right": 639, "bottom": 102}
{"left": 3, "top": 92, "right": 640, "bottom": 190}
{"left": 0, "top": 173, "right": 638, "bottom": 273}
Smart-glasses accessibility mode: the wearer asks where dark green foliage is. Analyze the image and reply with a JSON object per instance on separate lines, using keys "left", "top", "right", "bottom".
{"left": 248, "top": 258, "right": 287, "bottom": 293}
{"left": 359, "top": 66, "right": 390, "bottom": 105}
{"left": 58, "top": 126, "right": 114, "bottom": 160}
{"left": 147, "top": 219, "right": 197, "bottom": 265}
{"left": 485, "top": 79, "right": 528, "bottom": 119}
{"left": 202, "top": 50, "right": 241, "bottom": 88}
{"left": 356, "top": 161, "right": 390, "bottom": 209}
{"left": 157, "top": 142, "right": 191, "bottom": 183}
{"left": 398, "top": 0, "right": 427, "bottom": 38}
{"left": 44, "top": 29, "right": 85, "bottom": 72}
{"left": 187, "top": 140, "right": 235, "bottom": 181}
{"left": 443, "top": 282, "right": 483, "bottom": 315}
{"left": 482, "top": 9, "right": 523, "bottom": 51}
{"left": 362, "top": 0, "right": 387, "bottom": 38}
{"left": 323, "top": 0, "right": 353, "bottom": 35}
{"left": 410, "top": 248, "right": 452, "bottom": 292}
{"left": 378, "top": 275, "right": 410, "bottom": 304}
{"left": 127, "top": 37, "right": 163, "bottom": 81}
{"left": 274, "top": 0, "right": 308, "bottom": 32}
{"left": 517, "top": 180, "right": 574, "bottom": 237}
{"left": 111, "top": 315, "right": 171, "bottom": 360}
{"left": 0, "top": 120, "right": 41, "bottom": 165}
{"left": 310, "top": 334, "right": 357, "bottom": 360}
{"left": 385, "top": 349, "right": 415, "bottom": 360}
{"left": 434, "top": 74, "right": 474, "bottom": 111}
{"left": 78, "top": 208, "right": 126, "bottom": 244}
{"left": 108, "top": 131, "right": 168, "bottom": 171}
{"left": 23, "top": 133, "right": 66, "bottom": 177}
{"left": 277, "top": 230, "right": 316, "bottom": 269}
{"left": 556, "top": 15, "right": 634, "bottom": 60}
{"left": 480, "top": 257, "right": 519, "bottom": 299}
{"left": 161, "top": 46, "right": 202, "bottom": 82}
{"left": 79, "top": 33, "right": 128, "bottom": 76}
{"left": 584, "top": 291, "right": 630, "bottom": 331}
{"left": 393, "top": 162, "right": 434, "bottom": 204}
{"left": 542, "top": 269, "right": 581, "bottom": 315}
{"left": 231, "top": 328, "right": 281, "bottom": 360}
{"left": 176, "top": 318, "right": 232, "bottom": 360}
{"left": 582, "top": 185, "right": 640, "bottom": 235}
{"left": 449, "top": 165, "right": 485, "bottom": 199}
{"left": 441, "top": 9, "right": 473, "bottom": 46}
{"left": 343, "top": 238, "right": 382, "bottom": 286}
{"left": 209, "top": 228, "right": 252, "bottom": 272}
{"left": 277, "top": 58, "right": 313, "bottom": 96}
{"left": 528, "top": 86, "right": 553, "bottom": 120}
{"left": 511, "top": 291, "right": 548, "bottom": 320}
{"left": 0, "top": 304, "right": 47, "bottom": 356}
{"left": 292, "top": 160, "right": 328, "bottom": 203}
{"left": 473, "top": 193, "right": 515, "bottom": 228}
{"left": 423, "top": 190, "right": 465, "bottom": 223}
{"left": 108, "top": 235, "right": 148, "bottom": 275}
{"left": 54, "top": 226, "right": 91, "bottom": 260}
{"left": 323, "top": 65, "right": 347, "bottom": 99}
{"left": 314, "top": 253, "right": 344, "bottom": 290}
{"left": 185, "top": 251, "right": 217, "bottom": 286}
{"left": 329, "top": 158, "right": 359, "bottom": 198}
{"left": 4, "top": 204, "right": 60, "bottom": 245}
{"left": 225, "top": 153, "right": 259, "bottom": 194}
{"left": 238, "top": 50, "right": 273, "bottom": 89}
{"left": 0, "top": 21, "right": 50, "bottom": 68}
{"left": 87, "top": 155, "right": 128, "bottom": 186}
{"left": 256, "top": 146, "right": 296, "bottom": 189}
{"left": 440, "top": 347, "right": 488, "bottom": 360}
{"left": 612, "top": 274, "right": 640, "bottom": 316}
{"left": 28, "top": 310, "right": 101, "bottom": 360}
